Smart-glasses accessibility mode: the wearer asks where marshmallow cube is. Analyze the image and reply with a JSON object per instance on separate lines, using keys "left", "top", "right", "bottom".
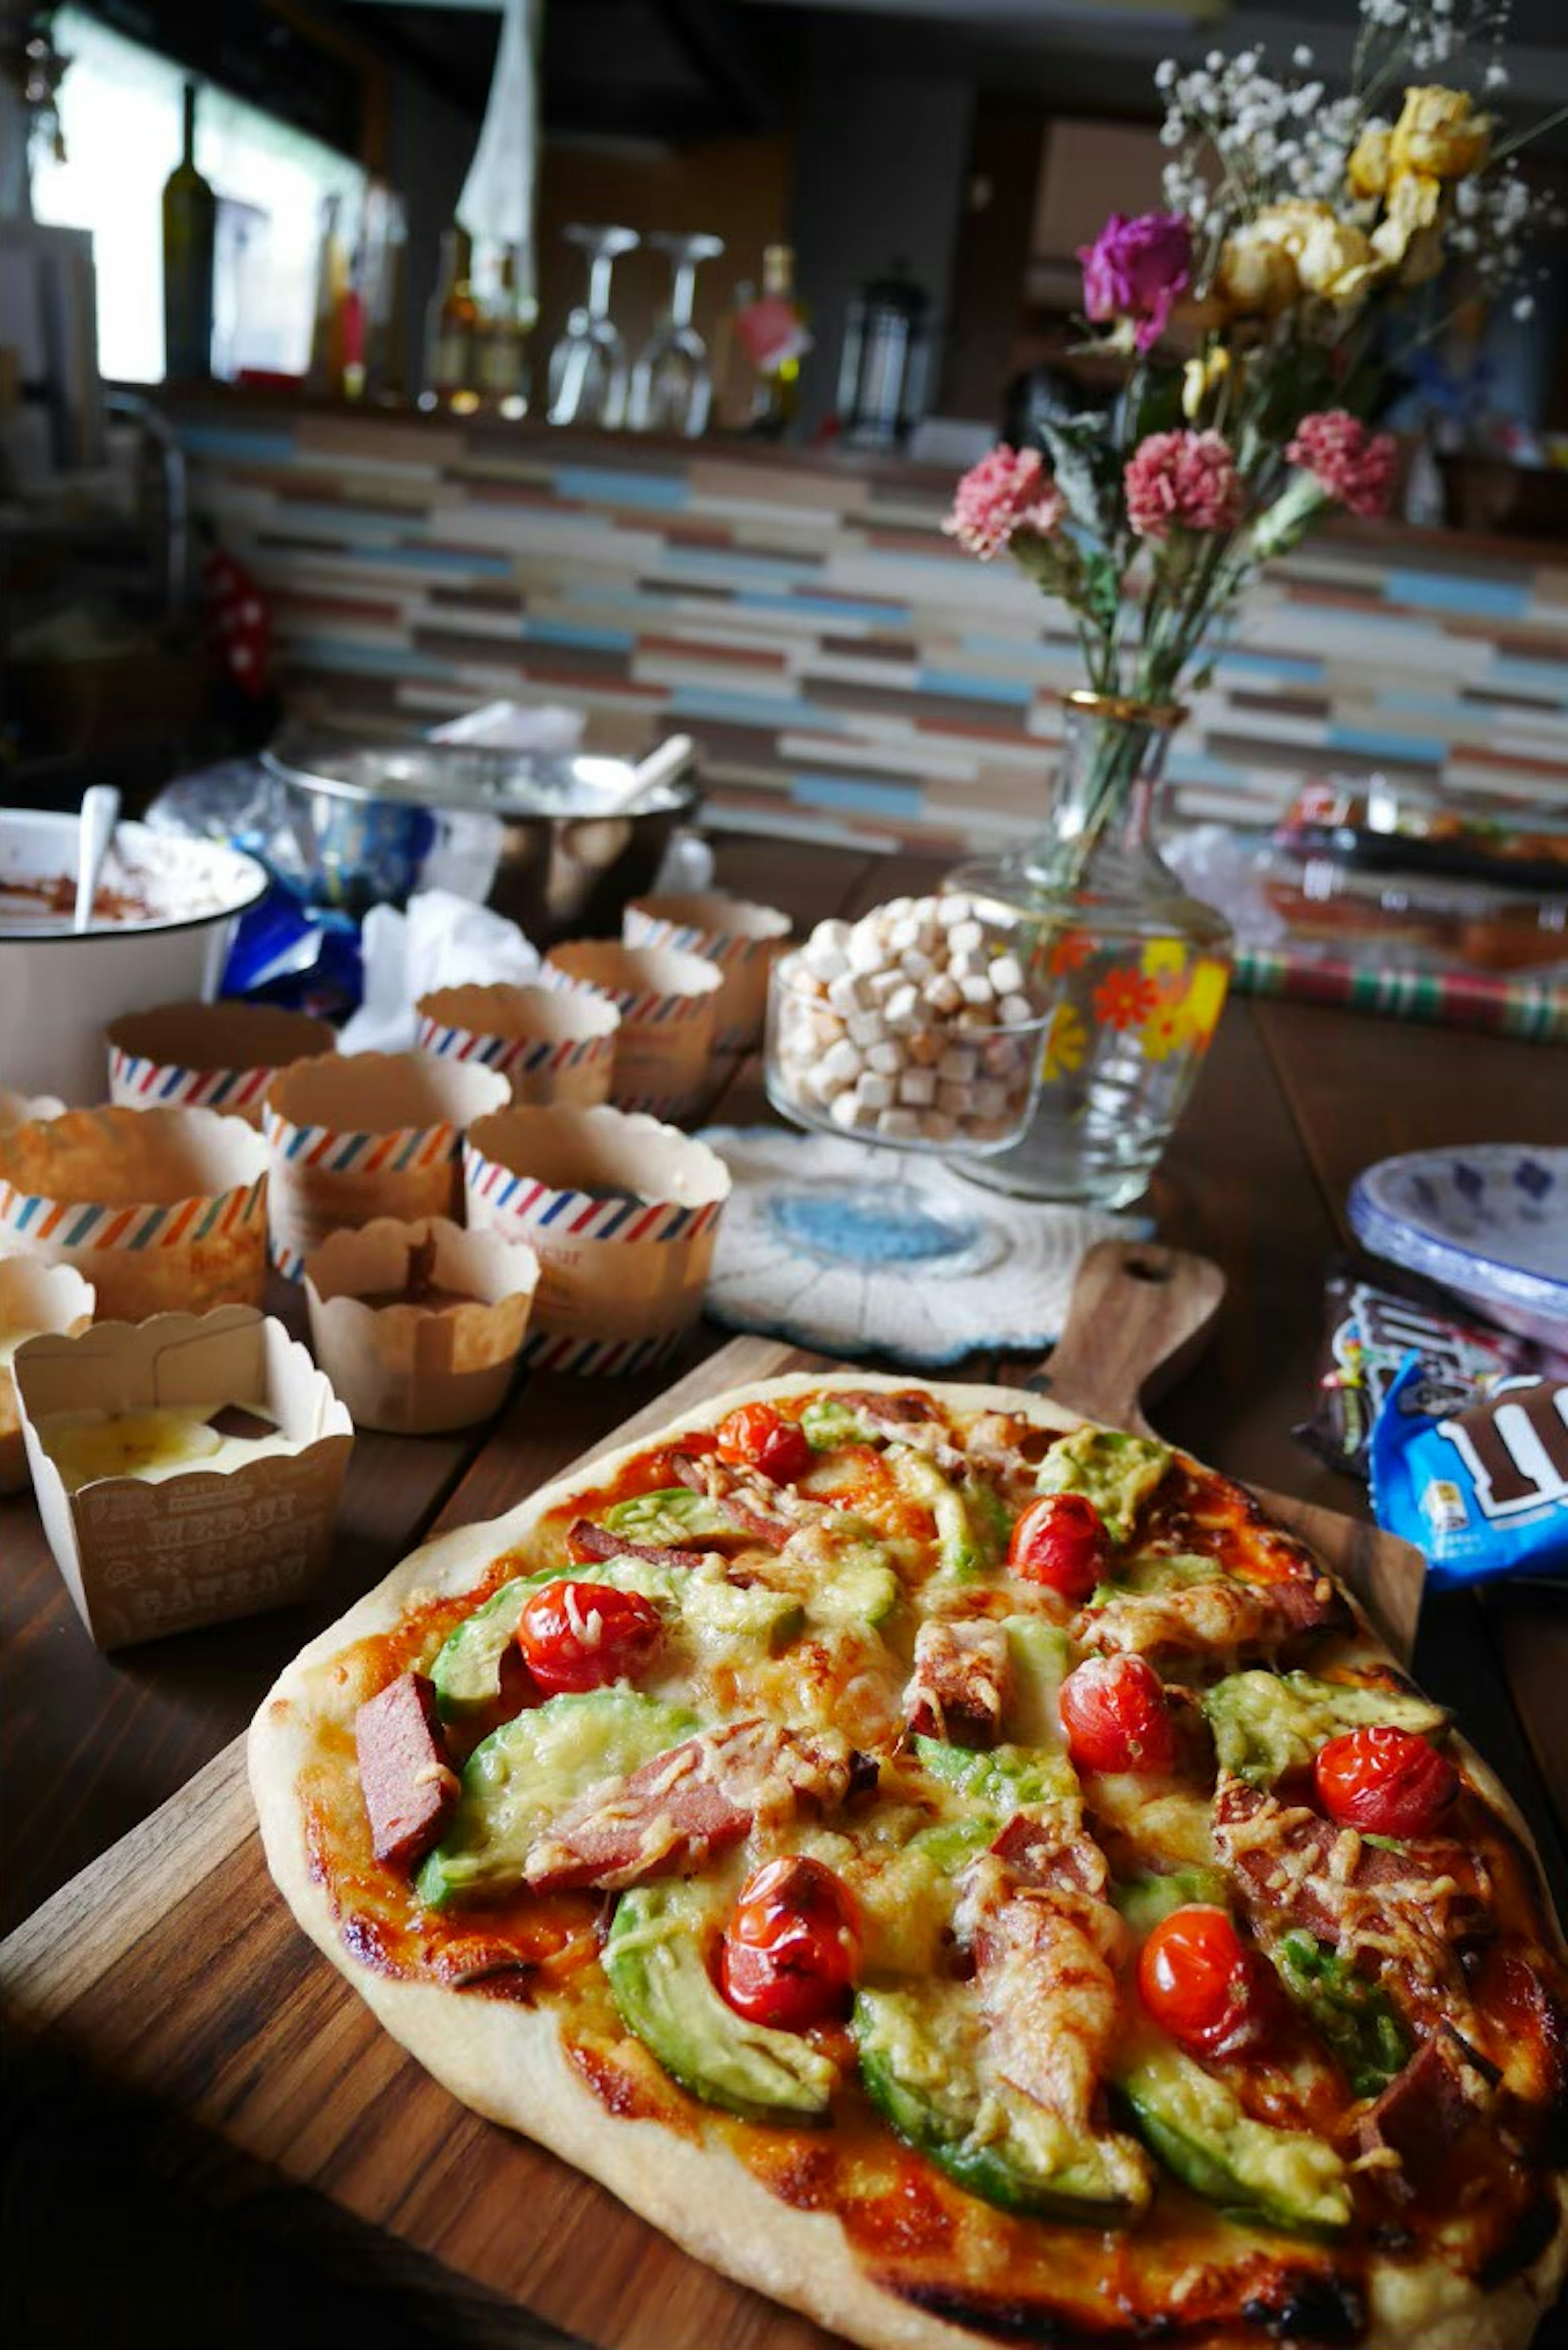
{"left": 820, "top": 1038, "right": 863, "bottom": 1086}
{"left": 990, "top": 954, "right": 1026, "bottom": 997}
{"left": 898, "top": 1067, "right": 937, "bottom": 1108}
{"left": 855, "top": 1071, "right": 896, "bottom": 1111}
{"left": 866, "top": 1040, "right": 902, "bottom": 1076}
{"left": 846, "top": 1010, "right": 885, "bottom": 1048}
{"left": 877, "top": 1108, "right": 922, "bottom": 1140}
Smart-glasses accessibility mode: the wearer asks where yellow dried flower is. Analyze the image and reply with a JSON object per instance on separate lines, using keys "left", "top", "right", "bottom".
{"left": 1346, "top": 123, "right": 1392, "bottom": 202}
{"left": 1390, "top": 86, "right": 1490, "bottom": 182}
{"left": 1372, "top": 170, "right": 1447, "bottom": 284}
{"left": 1181, "top": 345, "right": 1231, "bottom": 420}
{"left": 1214, "top": 226, "right": 1298, "bottom": 317}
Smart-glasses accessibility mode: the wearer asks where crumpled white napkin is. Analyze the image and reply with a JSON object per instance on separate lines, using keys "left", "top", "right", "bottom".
{"left": 340, "top": 888, "right": 541, "bottom": 1056}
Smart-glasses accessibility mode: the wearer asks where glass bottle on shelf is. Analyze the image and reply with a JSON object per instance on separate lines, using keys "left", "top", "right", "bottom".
{"left": 746, "top": 243, "right": 808, "bottom": 437}
{"left": 478, "top": 243, "right": 532, "bottom": 420}
{"left": 711, "top": 275, "right": 757, "bottom": 430}
{"left": 422, "top": 225, "right": 481, "bottom": 412}
{"left": 361, "top": 183, "right": 408, "bottom": 403}
{"left": 162, "top": 80, "right": 216, "bottom": 382}
{"left": 306, "top": 193, "right": 350, "bottom": 397}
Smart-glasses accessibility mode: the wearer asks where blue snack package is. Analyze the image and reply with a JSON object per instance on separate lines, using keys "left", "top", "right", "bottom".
{"left": 1370, "top": 1353, "right": 1568, "bottom": 1587}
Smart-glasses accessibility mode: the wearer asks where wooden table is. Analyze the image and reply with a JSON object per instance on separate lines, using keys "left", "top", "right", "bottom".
{"left": 4, "top": 832, "right": 1565, "bottom": 2349}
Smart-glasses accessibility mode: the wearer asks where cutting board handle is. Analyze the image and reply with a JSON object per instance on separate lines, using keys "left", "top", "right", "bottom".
{"left": 1027, "top": 1238, "right": 1226, "bottom": 1435}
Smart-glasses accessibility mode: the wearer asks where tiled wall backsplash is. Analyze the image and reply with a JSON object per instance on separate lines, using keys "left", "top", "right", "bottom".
{"left": 175, "top": 406, "right": 1568, "bottom": 851}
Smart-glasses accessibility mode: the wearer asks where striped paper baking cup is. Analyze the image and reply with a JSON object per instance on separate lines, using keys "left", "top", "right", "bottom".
{"left": 265, "top": 1051, "right": 510, "bottom": 1279}
{"left": 415, "top": 982, "right": 619, "bottom": 1110}
{"left": 0, "top": 1256, "right": 96, "bottom": 1495}
{"left": 624, "top": 892, "right": 791, "bottom": 1053}
{"left": 542, "top": 942, "right": 721, "bottom": 1120}
{"left": 465, "top": 1103, "right": 730, "bottom": 1374}
{"left": 107, "top": 1002, "right": 336, "bottom": 1129}
{"left": 0, "top": 1105, "right": 270, "bottom": 1321}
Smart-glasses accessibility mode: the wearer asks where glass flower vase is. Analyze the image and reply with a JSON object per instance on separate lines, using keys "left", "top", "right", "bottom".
{"left": 948, "top": 690, "right": 1234, "bottom": 1210}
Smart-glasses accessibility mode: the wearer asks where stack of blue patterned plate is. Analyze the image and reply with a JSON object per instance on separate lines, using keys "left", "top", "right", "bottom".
{"left": 1348, "top": 1146, "right": 1567, "bottom": 1345}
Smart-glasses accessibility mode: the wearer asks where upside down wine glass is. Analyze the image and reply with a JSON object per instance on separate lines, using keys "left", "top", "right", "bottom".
{"left": 547, "top": 225, "right": 639, "bottom": 429}
{"left": 629, "top": 232, "right": 724, "bottom": 436}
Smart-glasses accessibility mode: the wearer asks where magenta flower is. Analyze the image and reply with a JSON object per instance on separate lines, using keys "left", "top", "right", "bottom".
{"left": 944, "top": 445, "right": 1067, "bottom": 561}
{"left": 1286, "top": 410, "right": 1400, "bottom": 519}
{"left": 1079, "top": 212, "right": 1193, "bottom": 353}
{"left": 1124, "top": 430, "right": 1244, "bottom": 540}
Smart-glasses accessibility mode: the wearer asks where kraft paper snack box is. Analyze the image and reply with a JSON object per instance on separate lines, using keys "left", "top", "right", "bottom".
{"left": 465, "top": 1103, "right": 730, "bottom": 1375}
{"left": 1371, "top": 1357, "right": 1568, "bottom": 1586}
{"left": 107, "top": 1001, "right": 336, "bottom": 1128}
{"left": 304, "top": 1216, "right": 540, "bottom": 1435}
{"left": 542, "top": 942, "right": 721, "bottom": 1120}
{"left": 264, "top": 1050, "right": 510, "bottom": 1279}
{"left": 13, "top": 1304, "right": 353, "bottom": 1648}
{"left": 0, "top": 1105, "right": 270, "bottom": 1319}
{"left": 415, "top": 983, "right": 619, "bottom": 1110}
{"left": 624, "top": 893, "right": 791, "bottom": 1054}
{"left": 0, "top": 1257, "right": 95, "bottom": 1495}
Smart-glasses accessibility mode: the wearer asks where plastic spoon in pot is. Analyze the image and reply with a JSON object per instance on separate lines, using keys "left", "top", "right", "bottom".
{"left": 595, "top": 734, "right": 695, "bottom": 818}
{"left": 74, "top": 786, "right": 121, "bottom": 935}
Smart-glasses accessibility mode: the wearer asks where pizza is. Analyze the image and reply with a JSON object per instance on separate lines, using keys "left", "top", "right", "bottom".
{"left": 249, "top": 1374, "right": 1568, "bottom": 2350}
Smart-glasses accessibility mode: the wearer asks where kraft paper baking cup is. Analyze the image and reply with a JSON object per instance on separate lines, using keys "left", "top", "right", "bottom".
{"left": 12, "top": 1303, "right": 353, "bottom": 1649}
{"left": 624, "top": 892, "right": 791, "bottom": 1053}
{"left": 542, "top": 942, "right": 721, "bottom": 1120}
{"left": 0, "top": 1257, "right": 95, "bottom": 1495}
{"left": 415, "top": 982, "right": 618, "bottom": 1111}
{"left": 0, "top": 1106, "right": 270, "bottom": 1321}
{"left": 107, "top": 1001, "right": 336, "bottom": 1127}
{"left": 303, "top": 1215, "right": 540, "bottom": 1435}
{"left": 264, "top": 1051, "right": 510, "bottom": 1280}
{"left": 465, "top": 1103, "right": 730, "bottom": 1376}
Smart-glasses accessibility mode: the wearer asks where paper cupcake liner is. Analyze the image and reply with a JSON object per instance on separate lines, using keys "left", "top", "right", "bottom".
{"left": 265, "top": 1051, "right": 509, "bottom": 1280}
{"left": 415, "top": 982, "right": 617, "bottom": 1111}
{"left": 106, "top": 1003, "right": 335, "bottom": 1129}
{"left": 624, "top": 895, "right": 791, "bottom": 1053}
{"left": 543, "top": 944, "right": 720, "bottom": 1120}
{"left": 12, "top": 1304, "right": 352, "bottom": 1649}
{"left": 0, "top": 1106, "right": 270, "bottom": 1320}
{"left": 0, "top": 1257, "right": 96, "bottom": 1495}
{"left": 463, "top": 1105, "right": 729, "bottom": 1375}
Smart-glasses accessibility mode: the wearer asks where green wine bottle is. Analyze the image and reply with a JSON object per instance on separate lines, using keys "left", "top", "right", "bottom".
{"left": 163, "top": 80, "right": 216, "bottom": 381}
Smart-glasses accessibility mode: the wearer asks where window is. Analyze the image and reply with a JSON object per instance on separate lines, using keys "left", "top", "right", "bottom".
{"left": 31, "top": 7, "right": 366, "bottom": 383}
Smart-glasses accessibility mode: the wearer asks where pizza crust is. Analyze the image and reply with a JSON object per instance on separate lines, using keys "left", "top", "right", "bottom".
{"left": 248, "top": 1374, "right": 1568, "bottom": 2350}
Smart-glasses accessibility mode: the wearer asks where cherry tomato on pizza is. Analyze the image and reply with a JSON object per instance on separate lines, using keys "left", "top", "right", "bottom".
{"left": 517, "top": 1582, "right": 663, "bottom": 1696}
{"left": 1314, "top": 1726, "right": 1457, "bottom": 1838}
{"left": 719, "top": 1855, "right": 860, "bottom": 2032}
{"left": 1007, "top": 1494, "right": 1109, "bottom": 1602}
{"left": 715, "top": 1402, "right": 814, "bottom": 1486}
{"left": 1137, "top": 1906, "right": 1267, "bottom": 2057}
{"left": 1058, "top": 1653, "right": 1176, "bottom": 1775}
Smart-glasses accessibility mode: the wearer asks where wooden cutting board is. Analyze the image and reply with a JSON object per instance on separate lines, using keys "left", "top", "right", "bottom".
{"left": 0, "top": 1248, "right": 1427, "bottom": 2350}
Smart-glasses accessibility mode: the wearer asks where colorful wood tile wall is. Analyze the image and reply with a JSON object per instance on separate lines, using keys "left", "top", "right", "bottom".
{"left": 173, "top": 406, "right": 1568, "bottom": 851}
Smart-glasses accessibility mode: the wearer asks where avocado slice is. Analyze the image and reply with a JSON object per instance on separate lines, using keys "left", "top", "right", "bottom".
{"left": 915, "top": 1735, "right": 1079, "bottom": 1818}
{"left": 604, "top": 1880, "right": 838, "bottom": 2124}
{"left": 1035, "top": 1429, "right": 1172, "bottom": 1547}
{"left": 416, "top": 1689, "right": 697, "bottom": 1909}
{"left": 800, "top": 1396, "right": 876, "bottom": 1451}
{"left": 599, "top": 1486, "right": 735, "bottom": 1546}
{"left": 855, "top": 1984, "right": 1150, "bottom": 2223}
{"left": 1114, "top": 2025, "right": 1351, "bottom": 2237}
{"left": 1203, "top": 1669, "right": 1448, "bottom": 1789}
{"left": 429, "top": 1555, "right": 683, "bottom": 1718}
{"left": 1000, "top": 1616, "right": 1072, "bottom": 1747}
{"left": 679, "top": 1560, "right": 805, "bottom": 1657}
{"left": 886, "top": 1446, "right": 1001, "bottom": 1580}
{"left": 1112, "top": 1868, "right": 1232, "bottom": 1939}
{"left": 1270, "top": 1931, "right": 1410, "bottom": 2097}
{"left": 806, "top": 1540, "right": 901, "bottom": 1629}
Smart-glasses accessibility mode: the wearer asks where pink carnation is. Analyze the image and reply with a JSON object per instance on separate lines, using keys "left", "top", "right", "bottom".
{"left": 945, "top": 444, "right": 1067, "bottom": 561}
{"left": 1124, "top": 430, "right": 1244, "bottom": 541}
{"left": 1079, "top": 212, "right": 1193, "bottom": 354}
{"left": 1286, "top": 410, "right": 1399, "bottom": 519}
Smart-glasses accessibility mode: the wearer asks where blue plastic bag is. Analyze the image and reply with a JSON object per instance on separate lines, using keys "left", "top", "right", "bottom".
{"left": 1370, "top": 1352, "right": 1568, "bottom": 1586}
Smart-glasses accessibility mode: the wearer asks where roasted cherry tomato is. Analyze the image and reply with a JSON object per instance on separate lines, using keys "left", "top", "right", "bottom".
{"left": 719, "top": 1855, "right": 860, "bottom": 2032}
{"left": 1313, "top": 1726, "right": 1457, "bottom": 1838}
{"left": 1137, "top": 1906, "right": 1264, "bottom": 2056}
{"left": 517, "top": 1582, "right": 663, "bottom": 1696}
{"left": 1058, "top": 1652, "right": 1176, "bottom": 1775}
{"left": 715, "top": 1402, "right": 814, "bottom": 1486}
{"left": 1007, "top": 1492, "right": 1109, "bottom": 1602}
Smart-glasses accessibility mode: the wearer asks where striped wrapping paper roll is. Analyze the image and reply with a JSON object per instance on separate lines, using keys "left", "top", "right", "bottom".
{"left": 106, "top": 1005, "right": 336, "bottom": 1131}
{"left": 414, "top": 982, "right": 618, "bottom": 1110}
{"left": 542, "top": 943, "right": 721, "bottom": 1118}
{"left": 463, "top": 1104, "right": 731, "bottom": 1377}
{"left": 0, "top": 1105, "right": 270, "bottom": 1320}
{"left": 624, "top": 893, "right": 791, "bottom": 1052}
{"left": 265, "top": 1052, "right": 510, "bottom": 1279}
